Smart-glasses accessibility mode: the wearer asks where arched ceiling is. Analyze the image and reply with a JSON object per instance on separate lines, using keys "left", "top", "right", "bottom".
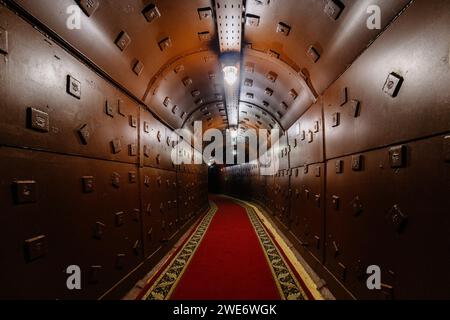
{"left": 12, "top": 0, "right": 411, "bottom": 136}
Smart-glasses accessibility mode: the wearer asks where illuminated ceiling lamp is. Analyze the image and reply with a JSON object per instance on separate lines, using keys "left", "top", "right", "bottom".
{"left": 223, "top": 65, "right": 238, "bottom": 86}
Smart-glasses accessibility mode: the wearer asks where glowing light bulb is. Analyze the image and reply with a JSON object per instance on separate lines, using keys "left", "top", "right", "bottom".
{"left": 223, "top": 66, "right": 238, "bottom": 86}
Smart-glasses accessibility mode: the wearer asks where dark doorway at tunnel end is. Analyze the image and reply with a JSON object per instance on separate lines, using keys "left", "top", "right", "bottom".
{"left": 208, "top": 165, "right": 222, "bottom": 194}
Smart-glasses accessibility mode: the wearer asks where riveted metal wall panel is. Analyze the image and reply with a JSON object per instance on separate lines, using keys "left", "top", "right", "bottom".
{"left": 323, "top": 0, "right": 450, "bottom": 159}
{"left": 0, "top": 8, "right": 139, "bottom": 164}
{"left": 177, "top": 172, "right": 192, "bottom": 223}
{"left": 146, "top": 51, "right": 224, "bottom": 129}
{"left": 273, "top": 170, "right": 291, "bottom": 227}
{"left": 140, "top": 167, "right": 165, "bottom": 259}
{"left": 277, "top": 133, "right": 290, "bottom": 171}
{"left": 244, "top": 0, "right": 411, "bottom": 95}
{"left": 289, "top": 164, "right": 325, "bottom": 263}
{"left": 288, "top": 101, "right": 324, "bottom": 168}
{"left": 0, "top": 147, "right": 141, "bottom": 299}
{"left": 240, "top": 49, "right": 315, "bottom": 129}
{"left": 0, "top": 5, "right": 210, "bottom": 300}
{"left": 12, "top": 0, "right": 219, "bottom": 118}
{"left": 141, "top": 110, "right": 172, "bottom": 170}
{"left": 325, "top": 135, "right": 450, "bottom": 299}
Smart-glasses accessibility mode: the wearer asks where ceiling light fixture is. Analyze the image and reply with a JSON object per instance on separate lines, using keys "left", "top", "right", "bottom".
{"left": 223, "top": 66, "right": 238, "bottom": 86}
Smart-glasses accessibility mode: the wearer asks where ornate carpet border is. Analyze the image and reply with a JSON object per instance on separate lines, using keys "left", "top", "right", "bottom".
{"left": 235, "top": 199, "right": 310, "bottom": 300}
{"left": 142, "top": 202, "right": 218, "bottom": 300}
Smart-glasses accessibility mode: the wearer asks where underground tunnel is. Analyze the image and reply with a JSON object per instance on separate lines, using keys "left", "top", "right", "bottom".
{"left": 0, "top": 0, "right": 449, "bottom": 302}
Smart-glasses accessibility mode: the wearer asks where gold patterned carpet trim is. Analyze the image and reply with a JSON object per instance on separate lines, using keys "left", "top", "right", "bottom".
{"left": 237, "top": 201, "right": 309, "bottom": 300}
{"left": 244, "top": 201, "right": 324, "bottom": 300}
{"left": 142, "top": 202, "right": 218, "bottom": 300}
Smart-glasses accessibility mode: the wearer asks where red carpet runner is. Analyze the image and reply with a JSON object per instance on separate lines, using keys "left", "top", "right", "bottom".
{"left": 138, "top": 196, "right": 314, "bottom": 300}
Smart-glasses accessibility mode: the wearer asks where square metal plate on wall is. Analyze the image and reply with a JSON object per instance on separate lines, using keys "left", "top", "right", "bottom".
{"left": 0, "top": 27, "right": 8, "bottom": 55}
{"left": 27, "top": 108, "right": 50, "bottom": 132}
{"left": 78, "top": 0, "right": 100, "bottom": 17}
{"left": 67, "top": 75, "right": 81, "bottom": 99}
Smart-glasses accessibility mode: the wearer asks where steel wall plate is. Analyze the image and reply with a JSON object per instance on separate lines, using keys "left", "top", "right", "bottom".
{"left": 82, "top": 176, "right": 95, "bottom": 193}
{"left": 133, "top": 209, "right": 140, "bottom": 222}
{"left": 332, "top": 195, "right": 340, "bottom": 210}
{"left": 351, "top": 196, "right": 364, "bottom": 216}
{"left": 388, "top": 205, "right": 408, "bottom": 232}
{"left": 338, "top": 262, "right": 347, "bottom": 281}
{"left": 244, "top": 63, "right": 255, "bottom": 73}
{"left": 304, "top": 189, "right": 310, "bottom": 200}
{"left": 276, "top": 22, "right": 291, "bottom": 36}
{"left": 301, "top": 130, "right": 306, "bottom": 141}
{"left": 24, "top": 235, "right": 47, "bottom": 262}
{"left": 129, "top": 144, "right": 137, "bottom": 156}
{"left": 77, "top": 0, "right": 100, "bottom": 17}
{"left": 128, "top": 171, "right": 137, "bottom": 183}
{"left": 332, "top": 241, "right": 339, "bottom": 257}
{"left": 383, "top": 72, "right": 404, "bottom": 97}
{"left": 266, "top": 71, "right": 278, "bottom": 82}
{"left": 349, "top": 99, "right": 361, "bottom": 117}
{"left": 332, "top": 112, "right": 340, "bottom": 127}
{"left": 143, "top": 145, "right": 150, "bottom": 157}
{"left": 27, "top": 108, "right": 49, "bottom": 132}
{"left": 324, "top": 0, "right": 345, "bottom": 21}
{"left": 12, "top": 180, "right": 38, "bottom": 204}
{"left": 163, "top": 97, "right": 170, "bottom": 108}
{"left": 351, "top": 155, "right": 363, "bottom": 171}
{"left": 0, "top": 27, "right": 8, "bottom": 55}
{"left": 308, "top": 130, "right": 314, "bottom": 143}
{"left": 381, "top": 284, "right": 394, "bottom": 300}
{"left": 315, "top": 194, "right": 321, "bottom": 207}
{"left": 78, "top": 124, "right": 91, "bottom": 145}
{"left": 94, "top": 222, "right": 105, "bottom": 240}
{"left": 289, "top": 89, "right": 298, "bottom": 100}
{"left": 133, "top": 60, "right": 144, "bottom": 76}
{"left": 115, "top": 211, "right": 125, "bottom": 227}
{"left": 142, "top": 4, "right": 161, "bottom": 23}
{"left": 182, "top": 77, "right": 193, "bottom": 87}
{"left": 144, "top": 175, "right": 150, "bottom": 187}
{"left": 267, "top": 49, "right": 280, "bottom": 59}
{"left": 314, "top": 120, "right": 320, "bottom": 133}
{"left": 307, "top": 46, "right": 320, "bottom": 63}
{"left": 198, "top": 31, "right": 211, "bottom": 42}
{"left": 115, "top": 31, "right": 131, "bottom": 51}
{"left": 389, "top": 145, "right": 407, "bottom": 168}
{"left": 198, "top": 7, "right": 213, "bottom": 20}
{"left": 111, "top": 172, "right": 120, "bottom": 188}
{"left": 246, "top": 14, "right": 260, "bottom": 27}
{"left": 143, "top": 121, "right": 150, "bottom": 133}
{"left": 174, "top": 65, "right": 184, "bottom": 74}
{"left": 67, "top": 75, "right": 81, "bottom": 99}
{"left": 111, "top": 139, "right": 122, "bottom": 154}
{"left": 105, "top": 100, "right": 115, "bottom": 117}
{"left": 129, "top": 115, "right": 137, "bottom": 128}
{"left": 117, "top": 99, "right": 126, "bottom": 117}
{"left": 340, "top": 87, "right": 348, "bottom": 106}
{"left": 335, "top": 160, "right": 344, "bottom": 174}
{"left": 158, "top": 37, "right": 172, "bottom": 51}
{"left": 115, "top": 253, "right": 126, "bottom": 269}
